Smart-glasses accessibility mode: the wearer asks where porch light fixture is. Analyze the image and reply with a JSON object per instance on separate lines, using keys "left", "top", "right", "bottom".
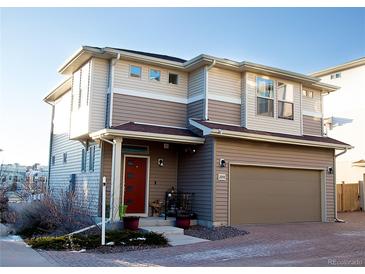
{"left": 220, "top": 159, "right": 226, "bottom": 168}
{"left": 158, "top": 158, "right": 164, "bottom": 167}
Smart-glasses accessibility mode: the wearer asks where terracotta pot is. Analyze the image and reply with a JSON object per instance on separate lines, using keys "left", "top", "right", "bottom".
{"left": 123, "top": 216, "right": 140, "bottom": 230}
{"left": 176, "top": 216, "right": 190, "bottom": 229}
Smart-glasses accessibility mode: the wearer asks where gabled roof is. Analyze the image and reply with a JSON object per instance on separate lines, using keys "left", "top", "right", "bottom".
{"left": 189, "top": 119, "right": 352, "bottom": 150}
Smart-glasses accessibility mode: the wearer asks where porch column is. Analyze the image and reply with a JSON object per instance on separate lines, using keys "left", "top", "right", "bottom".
{"left": 111, "top": 137, "right": 123, "bottom": 221}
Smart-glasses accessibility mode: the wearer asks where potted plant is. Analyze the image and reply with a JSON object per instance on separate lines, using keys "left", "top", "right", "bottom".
{"left": 119, "top": 205, "right": 140, "bottom": 230}
{"left": 175, "top": 209, "right": 191, "bottom": 229}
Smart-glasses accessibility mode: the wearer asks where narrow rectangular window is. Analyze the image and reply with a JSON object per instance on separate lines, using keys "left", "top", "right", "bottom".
{"left": 72, "top": 70, "right": 81, "bottom": 111}
{"left": 278, "top": 82, "right": 294, "bottom": 120}
{"left": 89, "top": 146, "right": 95, "bottom": 172}
{"left": 149, "top": 69, "right": 161, "bottom": 81}
{"left": 256, "top": 77, "right": 274, "bottom": 117}
{"left": 168, "top": 73, "right": 178, "bottom": 84}
{"left": 51, "top": 155, "right": 56, "bottom": 166}
{"left": 130, "top": 65, "right": 142, "bottom": 78}
{"left": 63, "top": 152, "right": 67, "bottom": 164}
{"left": 81, "top": 149, "right": 86, "bottom": 172}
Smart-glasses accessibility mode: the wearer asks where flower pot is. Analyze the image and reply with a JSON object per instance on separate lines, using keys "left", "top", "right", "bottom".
{"left": 123, "top": 216, "right": 140, "bottom": 230}
{"left": 176, "top": 216, "right": 190, "bottom": 229}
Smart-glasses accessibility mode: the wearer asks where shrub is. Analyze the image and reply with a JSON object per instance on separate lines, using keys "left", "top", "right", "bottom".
{"left": 26, "top": 230, "right": 168, "bottom": 250}
{"left": 13, "top": 191, "right": 94, "bottom": 237}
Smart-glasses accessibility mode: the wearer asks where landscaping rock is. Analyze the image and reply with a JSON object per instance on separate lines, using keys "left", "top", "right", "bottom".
{"left": 0, "top": 223, "right": 10, "bottom": 236}
{"left": 184, "top": 225, "right": 248, "bottom": 241}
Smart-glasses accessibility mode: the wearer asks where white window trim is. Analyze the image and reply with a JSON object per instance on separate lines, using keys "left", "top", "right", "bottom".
{"left": 168, "top": 72, "right": 179, "bottom": 85}
{"left": 277, "top": 82, "right": 294, "bottom": 120}
{"left": 256, "top": 77, "right": 275, "bottom": 118}
{"left": 149, "top": 68, "right": 161, "bottom": 82}
{"left": 129, "top": 64, "right": 142, "bottom": 79}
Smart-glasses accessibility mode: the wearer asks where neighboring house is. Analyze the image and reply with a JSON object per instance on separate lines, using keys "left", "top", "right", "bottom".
{"left": 44, "top": 46, "right": 350, "bottom": 226}
{"left": 311, "top": 57, "right": 365, "bottom": 184}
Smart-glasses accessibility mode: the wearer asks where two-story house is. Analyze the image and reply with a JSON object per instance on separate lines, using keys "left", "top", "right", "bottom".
{"left": 311, "top": 57, "right": 365, "bottom": 184}
{"left": 44, "top": 46, "right": 350, "bottom": 226}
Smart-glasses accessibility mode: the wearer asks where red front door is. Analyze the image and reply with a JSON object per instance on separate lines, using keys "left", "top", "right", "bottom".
{"left": 124, "top": 157, "right": 147, "bottom": 214}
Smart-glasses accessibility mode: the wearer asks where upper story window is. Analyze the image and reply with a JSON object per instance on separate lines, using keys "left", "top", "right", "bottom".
{"left": 302, "top": 89, "right": 313, "bottom": 98}
{"left": 256, "top": 77, "right": 274, "bottom": 117}
{"left": 130, "top": 65, "right": 142, "bottom": 78}
{"left": 89, "top": 146, "right": 95, "bottom": 172}
{"left": 278, "top": 82, "right": 294, "bottom": 120}
{"left": 149, "top": 69, "right": 161, "bottom": 81}
{"left": 81, "top": 148, "right": 86, "bottom": 172}
{"left": 330, "top": 72, "right": 341, "bottom": 79}
{"left": 168, "top": 73, "right": 178, "bottom": 85}
{"left": 51, "top": 155, "right": 56, "bottom": 166}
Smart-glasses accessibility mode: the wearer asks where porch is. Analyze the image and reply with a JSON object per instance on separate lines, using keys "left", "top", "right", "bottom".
{"left": 90, "top": 122, "right": 206, "bottom": 223}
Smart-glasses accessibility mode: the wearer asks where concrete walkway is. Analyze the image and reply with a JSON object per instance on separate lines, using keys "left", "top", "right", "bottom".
{"left": 141, "top": 226, "right": 209, "bottom": 246}
{"left": 0, "top": 235, "right": 57, "bottom": 267}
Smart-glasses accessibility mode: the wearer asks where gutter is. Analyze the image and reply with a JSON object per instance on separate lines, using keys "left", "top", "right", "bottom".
{"left": 209, "top": 129, "right": 352, "bottom": 150}
{"left": 334, "top": 148, "right": 349, "bottom": 223}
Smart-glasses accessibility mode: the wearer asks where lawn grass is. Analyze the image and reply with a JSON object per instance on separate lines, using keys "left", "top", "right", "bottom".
{"left": 26, "top": 230, "right": 168, "bottom": 251}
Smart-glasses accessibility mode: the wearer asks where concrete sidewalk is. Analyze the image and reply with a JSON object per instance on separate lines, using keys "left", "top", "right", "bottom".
{"left": 0, "top": 236, "right": 57, "bottom": 267}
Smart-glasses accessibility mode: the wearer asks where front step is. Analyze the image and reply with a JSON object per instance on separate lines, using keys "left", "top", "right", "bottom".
{"left": 140, "top": 225, "right": 184, "bottom": 236}
{"left": 139, "top": 217, "right": 175, "bottom": 227}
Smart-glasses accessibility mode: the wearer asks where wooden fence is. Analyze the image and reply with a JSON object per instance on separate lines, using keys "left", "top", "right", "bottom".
{"left": 336, "top": 183, "right": 360, "bottom": 212}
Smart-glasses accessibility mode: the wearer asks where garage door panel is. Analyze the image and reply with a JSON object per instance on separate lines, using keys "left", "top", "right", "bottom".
{"left": 230, "top": 166, "right": 321, "bottom": 225}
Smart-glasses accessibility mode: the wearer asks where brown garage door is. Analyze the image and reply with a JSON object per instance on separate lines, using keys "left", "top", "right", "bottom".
{"left": 230, "top": 166, "right": 322, "bottom": 225}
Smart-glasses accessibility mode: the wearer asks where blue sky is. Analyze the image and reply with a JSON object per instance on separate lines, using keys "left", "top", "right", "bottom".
{"left": 0, "top": 8, "right": 364, "bottom": 165}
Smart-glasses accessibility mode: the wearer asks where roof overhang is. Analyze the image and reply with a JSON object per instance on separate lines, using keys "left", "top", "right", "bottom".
{"left": 189, "top": 119, "right": 352, "bottom": 150}
{"left": 43, "top": 77, "right": 72, "bottom": 103}
{"left": 89, "top": 128, "right": 205, "bottom": 145}
{"left": 311, "top": 57, "right": 365, "bottom": 77}
{"left": 57, "top": 46, "right": 338, "bottom": 92}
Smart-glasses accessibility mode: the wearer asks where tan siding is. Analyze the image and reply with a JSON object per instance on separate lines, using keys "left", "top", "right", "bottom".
{"left": 89, "top": 58, "right": 109, "bottom": 132}
{"left": 208, "top": 67, "right": 241, "bottom": 101}
{"left": 241, "top": 72, "right": 247, "bottom": 127}
{"left": 177, "top": 137, "right": 214, "bottom": 221}
{"left": 303, "top": 115, "right": 323, "bottom": 136}
{"left": 187, "top": 99, "right": 204, "bottom": 120}
{"left": 208, "top": 99, "right": 241, "bottom": 125}
{"left": 113, "top": 60, "right": 188, "bottom": 100}
{"left": 302, "top": 87, "right": 322, "bottom": 113}
{"left": 246, "top": 72, "right": 301, "bottom": 135}
{"left": 214, "top": 137, "right": 335, "bottom": 225}
{"left": 188, "top": 67, "right": 205, "bottom": 98}
{"left": 112, "top": 93, "right": 187, "bottom": 127}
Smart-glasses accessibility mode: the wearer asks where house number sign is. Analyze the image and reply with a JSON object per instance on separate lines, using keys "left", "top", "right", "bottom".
{"left": 218, "top": 173, "right": 226, "bottom": 181}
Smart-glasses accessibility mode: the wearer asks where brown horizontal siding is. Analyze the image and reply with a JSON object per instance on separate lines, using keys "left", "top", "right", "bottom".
{"left": 177, "top": 137, "right": 214, "bottom": 221}
{"left": 303, "top": 115, "right": 322, "bottom": 136}
{"left": 214, "top": 137, "right": 335, "bottom": 225}
{"left": 112, "top": 93, "right": 187, "bottom": 128}
{"left": 187, "top": 99, "right": 204, "bottom": 120}
{"left": 208, "top": 99, "right": 241, "bottom": 125}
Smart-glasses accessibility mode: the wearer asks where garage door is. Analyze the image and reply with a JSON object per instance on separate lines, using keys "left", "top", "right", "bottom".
{"left": 230, "top": 166, "right": 322, "bottom": 225}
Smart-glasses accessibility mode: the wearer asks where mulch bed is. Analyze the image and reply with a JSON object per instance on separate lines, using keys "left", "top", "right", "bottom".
{"left": 184, "top": 225, "right": 248, "bottom": 241}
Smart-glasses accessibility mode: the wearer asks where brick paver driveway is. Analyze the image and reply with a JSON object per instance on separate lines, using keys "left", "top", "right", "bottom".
{"left": 39, "top": 212, "right": 365, "bottom": 267}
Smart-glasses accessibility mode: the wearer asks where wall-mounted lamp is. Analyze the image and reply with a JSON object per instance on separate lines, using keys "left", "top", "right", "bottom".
{"left": 158, "top": 158, "right": 164, "bottom": 167}
{"left": 327, "top": 166, "right": 333, "bottom": 174}
{"left": 219, "top": 159, "right": 226, "bottom": 168}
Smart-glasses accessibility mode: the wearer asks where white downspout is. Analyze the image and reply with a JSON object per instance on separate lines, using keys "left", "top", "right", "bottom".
{"left": 334, "top": 148, "right": 348, "bottom": 222}
{"left": 204, "top": 59, "right": 216, "bottom": 120}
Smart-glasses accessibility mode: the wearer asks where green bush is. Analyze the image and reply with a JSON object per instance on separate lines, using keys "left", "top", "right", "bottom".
{"left": 26, "top": 230, "right": 168, "bottom": 250}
